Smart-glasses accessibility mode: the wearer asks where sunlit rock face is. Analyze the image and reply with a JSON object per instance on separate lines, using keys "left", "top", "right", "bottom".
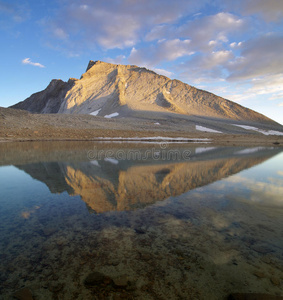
{"left": 11, "top": 60, "right": 275, "bottom": 123}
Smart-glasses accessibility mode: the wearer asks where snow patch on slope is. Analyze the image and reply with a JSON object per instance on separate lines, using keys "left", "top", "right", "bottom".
{"left": 104, "top": 112, "right": 119, "bottom": 118}
{"left": 90, "top": 109, "right": 101, "bottom": 116}
{"left": 196, "top": 125, "right": 222, "bottom": 133}
{"left": 233, "top": 124, "right": 283, "bottom": 136}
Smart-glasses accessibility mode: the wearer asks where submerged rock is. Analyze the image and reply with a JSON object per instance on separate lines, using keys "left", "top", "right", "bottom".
{"left": 113, "top": 275, "right": 129, "bottom": 288}
{"left": 12, "top": 287, "right": 33, "bottom": 300}
{"left": 84, "top": 272, "right": 112, "bottom": 287}
{"left": 270, "top": 276, "right": 281, "bottom": 286}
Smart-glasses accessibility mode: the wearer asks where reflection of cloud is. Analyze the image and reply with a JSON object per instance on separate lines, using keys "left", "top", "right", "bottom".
{"left": 225, "top": 175, "right": 283, "bottom": 206}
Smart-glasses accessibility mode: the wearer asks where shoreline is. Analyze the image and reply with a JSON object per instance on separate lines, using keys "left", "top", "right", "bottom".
{"left": 1, "top": 134, "right": 283, "bottom": 147}
{"left": 1, "top": 107, "right": 283, "bottom": 146}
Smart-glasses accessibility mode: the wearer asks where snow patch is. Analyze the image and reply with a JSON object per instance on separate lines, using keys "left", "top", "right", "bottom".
{"left": 165, "top": 91, "right": 170, "bottom": 94}
{"left": 196, "top": 125, "right": 222, "bottom": 133}
{"left": 265, "top": 130, "right": 283, "bottom": 136}
{"left": 154, "top": 122, "right": 160, "bottom": 125}
{"left": 233, "top": 124, "right": 283, "bottom": 136}
{"left": 233, "top": 125, "right": 257, "bottom": 131}
{"left": 104, "top": 158, "right": 119, "bottom": 165}
{"left": 90, "top": 109, "right": 101, "bottom": 116}
{"left": 104, "top": 112, "right": 119, "bottom": 118}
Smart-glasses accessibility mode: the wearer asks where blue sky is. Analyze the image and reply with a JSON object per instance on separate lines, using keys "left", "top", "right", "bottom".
{"left": 1, "top": 0, "right": 283, "bottom": 124}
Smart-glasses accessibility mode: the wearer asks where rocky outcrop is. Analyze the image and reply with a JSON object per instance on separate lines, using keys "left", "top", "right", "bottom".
{"left": 11, "top": 78, "right": 77, "bottom": 113}
{"left": 10, "top": 60, "right": 275, "bottom": 123}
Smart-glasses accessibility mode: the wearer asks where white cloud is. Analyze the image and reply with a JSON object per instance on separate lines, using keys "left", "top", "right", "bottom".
{"left": 146, "top": 12, "right": 245, "bottom": 52}
{"left": 230, "top": 41, "right": 242, "bottom": 48}
{"left": 129, "top": 39, "right": 194, "bottom": 67}
{"left": 22, "top": 58, "right": 45, "bottom": 68}
{"left": 181, "top": 13, "right": 245, "bottom": 51}
{"left": 45, "top": 0, "right": 208, "bottom": 51}
{"left": 228, "top": 34, "right": 283, "bottom": 81}
{"left": 152, "top": 68, "right": 174, "bottom": 78}
{"left": 178, "top": 50, "right": 234, "bottom": 83}
{"left": 248, "top": 75, "right": 283, "bottom": 97}
{"left": 198, "top": 50, "right": 233, "bottom": 69}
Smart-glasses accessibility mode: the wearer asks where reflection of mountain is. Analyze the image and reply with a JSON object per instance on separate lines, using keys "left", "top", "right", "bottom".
{"left": 16, "top": 148, "right": 280, "bottom": 213}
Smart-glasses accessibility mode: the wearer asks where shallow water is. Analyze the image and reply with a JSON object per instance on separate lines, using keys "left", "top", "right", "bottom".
{"left": 0, "top": 142, "right": 283, "bottom": 299}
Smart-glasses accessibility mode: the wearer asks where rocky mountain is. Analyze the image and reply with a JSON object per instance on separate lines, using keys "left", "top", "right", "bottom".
{"left": 11, "top": 60, "right": 275, "bottom": 124}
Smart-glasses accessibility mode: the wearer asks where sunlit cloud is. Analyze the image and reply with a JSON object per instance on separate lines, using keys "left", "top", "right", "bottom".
{"left": 22, "top": 58, "right": 45, "bottom": 68}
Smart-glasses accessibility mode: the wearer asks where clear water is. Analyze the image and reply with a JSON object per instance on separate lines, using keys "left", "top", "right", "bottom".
{"left": 0, "top": 142, "right": 283, "bottom": 299}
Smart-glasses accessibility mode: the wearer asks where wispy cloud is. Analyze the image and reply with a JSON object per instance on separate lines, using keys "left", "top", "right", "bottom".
{"left": 129, "top": 39, "right": 193, "bottom": 67}
{"left": 146, "top": 12, "right": 245, "bottom": 52}
{"left": 0, "top": 1, "right": 29, "bottom": 23}
{"left": 44, "top": 0, "right": 207, "bottom": 51}
{"left": 22, "top": 58, "right": 45, "bottom": 68}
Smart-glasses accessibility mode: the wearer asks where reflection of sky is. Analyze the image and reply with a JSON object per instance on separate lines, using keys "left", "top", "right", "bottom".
{"left": 209, "top": 152, "right": 283, "bottom": 207}
{"left": 0, "top": 166, "right": 50, "bottom": 213}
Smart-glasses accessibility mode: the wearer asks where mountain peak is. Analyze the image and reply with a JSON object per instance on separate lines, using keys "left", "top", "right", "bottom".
{"left": 10, "top": 60, "right": 279, "bottom": 126}
{"left": 86, "top": 60, "right": 111, "bottom": 72}
{"left": 85, "top": 60, "right": 104, "bottom": 72}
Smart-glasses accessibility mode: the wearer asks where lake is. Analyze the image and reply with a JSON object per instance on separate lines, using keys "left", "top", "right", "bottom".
{"left": 0, "top": 142, "right": 282, "bottom": 300}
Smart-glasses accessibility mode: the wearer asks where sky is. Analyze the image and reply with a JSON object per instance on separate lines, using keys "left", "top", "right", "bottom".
{"left": 1, "top": 0, "right": 283, "bottom": 124}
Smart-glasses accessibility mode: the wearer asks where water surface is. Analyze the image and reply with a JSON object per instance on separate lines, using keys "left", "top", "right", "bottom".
{"left": 0, "top": 142, "right": 282, "bottom": 299}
